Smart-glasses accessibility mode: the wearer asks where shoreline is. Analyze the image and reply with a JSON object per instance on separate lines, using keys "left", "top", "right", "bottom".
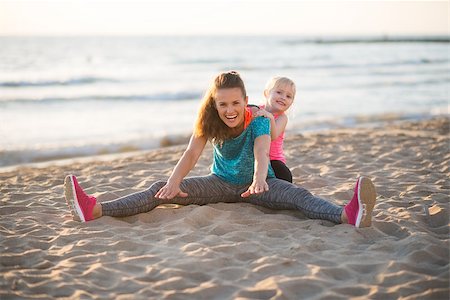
{"left": 1, "top": 112, "right": 446, "bottom": 172}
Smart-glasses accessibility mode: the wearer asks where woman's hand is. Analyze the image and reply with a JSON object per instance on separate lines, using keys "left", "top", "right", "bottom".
{"left": 155, "top": 181, "right": 188, "bottom": 199}
{"left": 241, "top": 178, "right": 269, "bottom": 198}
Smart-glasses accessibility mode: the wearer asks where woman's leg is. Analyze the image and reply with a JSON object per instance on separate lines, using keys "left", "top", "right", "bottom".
{"left": 101, "top": 175, "right": 240, "bottom": 217}
{"left": 244, "top": 178, "right": 343, "bottom": 223}
{"left": 270, "top": 160, "right": 293, "bottom": 183}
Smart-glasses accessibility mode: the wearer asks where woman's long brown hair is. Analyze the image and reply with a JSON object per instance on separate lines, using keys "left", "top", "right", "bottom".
{"left": 194, "top": 71, "right": 247, "bottom": 144}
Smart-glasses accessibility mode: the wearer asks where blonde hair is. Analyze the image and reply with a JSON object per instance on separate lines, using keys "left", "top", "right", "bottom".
{"left": 265, "top": 76, "right": 296, "bottom": 99}
{"left": 194, "top": 71, "right": 247, "bottom": 144}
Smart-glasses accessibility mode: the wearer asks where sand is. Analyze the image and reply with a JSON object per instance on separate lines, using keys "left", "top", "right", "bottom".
{"left": 1, "top": 117, "right": 449, "bottom": 299}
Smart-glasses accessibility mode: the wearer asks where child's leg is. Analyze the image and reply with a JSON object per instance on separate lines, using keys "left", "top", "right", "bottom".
{"left": 244, "top": 178, "right": 343, "bottom": 223}
{"left": 270, "top": 160, "right": 293, "bottom": 183}
{"left": 101, "top": 175, "right": 240, "bottom": 217}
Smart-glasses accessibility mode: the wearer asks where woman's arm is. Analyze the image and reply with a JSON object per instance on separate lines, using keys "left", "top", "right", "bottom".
{"left": 255, "top": 110, "right": 288, "bottom": 140}
{"left": 241, "top": 134, "right": 271, "bottom": 197}
{"left": 155, "top": 134, "right": 207, "bottom": 199}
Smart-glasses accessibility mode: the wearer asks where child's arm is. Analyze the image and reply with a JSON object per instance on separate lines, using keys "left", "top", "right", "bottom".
{"left": 255, "top": 110, "right": 288, "bottom": 140}
{"left": 155, "top": 134, "right": 207, "bottom": 199}
{"left": 241, "top": 134, "right": 271, "bottom": 197}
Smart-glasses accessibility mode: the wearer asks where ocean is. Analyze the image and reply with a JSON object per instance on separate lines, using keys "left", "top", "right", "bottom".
{"left": 0, "top": 35, "right": 448, "bottom": 168}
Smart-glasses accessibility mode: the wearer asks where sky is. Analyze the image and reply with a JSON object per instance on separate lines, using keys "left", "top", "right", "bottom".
{"left": 0, "top": 0, "right": 448, "bottom": 36}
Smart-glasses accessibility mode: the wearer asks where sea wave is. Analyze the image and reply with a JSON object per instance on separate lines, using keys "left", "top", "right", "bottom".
{"left": 0, "top": 91, "right": 203, "bottom": 104}
{"left": 233, "top": 58, "right": 448, "bottom": 72}
{"left": 0, "top": 76, "right": 120, "bottom": 88}
{"left": 299, "top": 78, "right": 450, "bottom": 92}
{"left": 0, "top": 133, "right": 191, "bottom": 168}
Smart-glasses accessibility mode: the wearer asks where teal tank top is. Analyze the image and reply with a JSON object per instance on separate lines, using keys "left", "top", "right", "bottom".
{"left": 211, "top": 116, "right": 276, "bottom": 185}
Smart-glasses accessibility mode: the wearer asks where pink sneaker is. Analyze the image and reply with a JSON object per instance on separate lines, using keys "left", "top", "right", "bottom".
{"left": 344, "top": 177, "right": 377, "bottom": 228}
{"left": 64, "top": 175, "right": 97, "bottom": 222}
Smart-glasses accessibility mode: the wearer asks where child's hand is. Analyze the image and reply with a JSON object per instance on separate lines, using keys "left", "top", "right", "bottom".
{"left": 155, "top": 181, "right": 188, "bottom": 199}
{"left": 241, "top": 178, "right": 269, "bottom": 198}
{"left": 255, "top": 109, "right": 274, "bottom": 120}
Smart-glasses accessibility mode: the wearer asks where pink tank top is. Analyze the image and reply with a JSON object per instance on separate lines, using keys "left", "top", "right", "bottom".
{"left": 269, "top": 114, "right": 286, "bottom": 163}
{"left": 258, "top": 105, "right": 286, "bottom": 163}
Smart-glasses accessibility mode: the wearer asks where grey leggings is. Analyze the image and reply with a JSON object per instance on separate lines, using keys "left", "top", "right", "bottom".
{"left": 101, "top": 175, "right": 343, "bottom": 224}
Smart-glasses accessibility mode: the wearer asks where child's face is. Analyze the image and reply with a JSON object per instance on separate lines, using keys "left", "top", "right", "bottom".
{"left": 214, "top": 87, "right": 248, "bottom": 129}
{"left": 265, "top": 84, "right": 295, "bottom": 113}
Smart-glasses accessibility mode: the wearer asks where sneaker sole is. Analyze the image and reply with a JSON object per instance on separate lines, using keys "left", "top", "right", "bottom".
{"left": 356, "top": 177, "right": 377, "bottom": 228}
{"left": 64, "top": 175, "right": 86, "bottom": 222}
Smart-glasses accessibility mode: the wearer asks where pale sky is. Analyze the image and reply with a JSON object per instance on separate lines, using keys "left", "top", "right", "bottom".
{"left": 0, "top": 0, "right": 448, "bottom": 36}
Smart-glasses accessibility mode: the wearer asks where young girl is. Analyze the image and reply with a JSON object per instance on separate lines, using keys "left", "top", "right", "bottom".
{"left": 64, "top": 71, "right": 377, "bottom": 229}
{"left": 254, "top": 76, "right": 296, "bottom": 183}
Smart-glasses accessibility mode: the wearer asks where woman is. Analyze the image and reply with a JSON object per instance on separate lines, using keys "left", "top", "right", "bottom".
{"left": 64, "top": 71, "right": 376, "bottom": 228}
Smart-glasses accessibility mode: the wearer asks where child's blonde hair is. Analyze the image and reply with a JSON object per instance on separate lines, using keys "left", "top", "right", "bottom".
{"left": 265, "top": 76, "right": 296, "bottom": 99}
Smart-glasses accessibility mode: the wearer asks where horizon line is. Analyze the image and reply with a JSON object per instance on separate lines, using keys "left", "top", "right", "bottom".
{"left": 0, "top": 33, "right": 448, "bottom": 37}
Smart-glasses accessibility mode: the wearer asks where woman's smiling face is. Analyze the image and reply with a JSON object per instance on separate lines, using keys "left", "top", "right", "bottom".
{"left": 214, "top": 87, "right": 248, "bottom": 129}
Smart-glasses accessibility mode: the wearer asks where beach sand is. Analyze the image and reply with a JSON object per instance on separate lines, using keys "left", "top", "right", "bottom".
{"left": 1, "top": 117, "right": 448, "bottom": 299}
